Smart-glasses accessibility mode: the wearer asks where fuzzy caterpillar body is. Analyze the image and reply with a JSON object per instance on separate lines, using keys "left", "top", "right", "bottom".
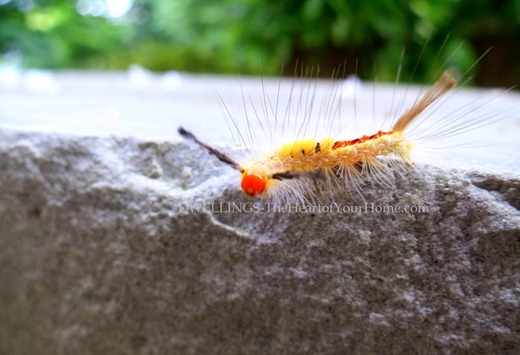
{"left": 239, "top": 130, "right": 410, "bottom": 195}
{"left": 178, "top": 71, "right": 462, "bottom": 205}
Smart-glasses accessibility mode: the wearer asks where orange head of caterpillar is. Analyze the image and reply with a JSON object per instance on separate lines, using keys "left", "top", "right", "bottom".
{"left": 240, "top": 170, "right": 269, "bottom": 197}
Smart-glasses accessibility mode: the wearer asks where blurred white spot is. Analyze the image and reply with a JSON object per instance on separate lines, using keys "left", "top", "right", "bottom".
{"left": 160, "top": 71, "right": 183, "bottom": 91}
{"left": 23, "top": 69, "right": 60, "bottom": 94}
{"left": 77, "top": 0, "right": 131, "bottom": 18}
{"left": 0, "top": 50, "right": 23, "bottom": 89}
{"left": 128, "top": 64, "right": 154, "bottom": 90}
{"left": 341, "top": 75, "right": 363, "bottom": 99}
{"left": 0, "top": 64, "right": 22, "bottom": 89}
{"left": 106, "top": 0, "right": 132, "bottom": 18}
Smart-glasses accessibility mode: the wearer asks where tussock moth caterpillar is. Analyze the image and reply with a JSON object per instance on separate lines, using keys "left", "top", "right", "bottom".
{"left": 178, "top": 60, "right": 514, "bottom": 206}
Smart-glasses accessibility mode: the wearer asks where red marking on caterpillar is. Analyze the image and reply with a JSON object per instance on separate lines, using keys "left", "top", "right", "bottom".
{"left": 332, "top": 130, "right": 393, "bottom": 150}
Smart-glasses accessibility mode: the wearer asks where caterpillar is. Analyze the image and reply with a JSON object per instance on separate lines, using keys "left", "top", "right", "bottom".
{"left": 178, "top": 64, "right": 511, "bottom": 206}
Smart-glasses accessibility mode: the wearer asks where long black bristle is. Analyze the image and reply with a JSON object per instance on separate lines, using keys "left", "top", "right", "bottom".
{"left": 178, "top": 127, "right": 242, "bottom": 171}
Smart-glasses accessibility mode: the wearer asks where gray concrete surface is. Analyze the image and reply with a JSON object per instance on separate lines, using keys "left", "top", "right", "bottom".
{"left": 1, "top": 71, "right": 520, "bottom": 354}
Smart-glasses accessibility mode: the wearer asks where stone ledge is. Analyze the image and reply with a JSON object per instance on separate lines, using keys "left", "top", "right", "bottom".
{"left": 1, "top": 126, "right": 519, "bottom": 354}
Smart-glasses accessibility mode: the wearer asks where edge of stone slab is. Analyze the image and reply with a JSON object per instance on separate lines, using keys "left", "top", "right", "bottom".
{"left": 1, "top": 127, "right": 519, "bottom": 239}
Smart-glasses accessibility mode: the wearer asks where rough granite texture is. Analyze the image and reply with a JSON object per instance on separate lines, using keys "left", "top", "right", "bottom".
{"left": 1, "top": 72, "right": 520, "bottom": 354}
{"left": 1, "top": 128, "right": 519, "bottom": 354}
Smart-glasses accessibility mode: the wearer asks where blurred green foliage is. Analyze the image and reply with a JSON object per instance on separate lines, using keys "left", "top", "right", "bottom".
{"left": 0, "top": 0, "right": 128, "bottom": 68}
{"left": 1, "top": 0, "right": 519, "bottom": 85}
